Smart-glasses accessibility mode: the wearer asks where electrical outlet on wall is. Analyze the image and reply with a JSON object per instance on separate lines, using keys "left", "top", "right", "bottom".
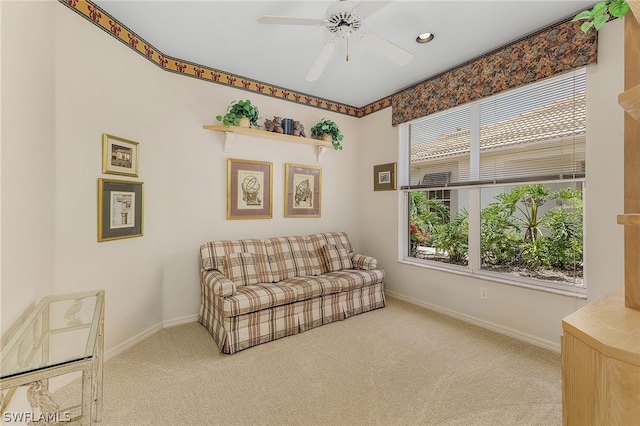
{"left": 480, "top": 287, "right": 488, "bottom": 300}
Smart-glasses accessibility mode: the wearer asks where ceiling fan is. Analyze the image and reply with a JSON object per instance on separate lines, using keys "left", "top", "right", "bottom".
{"left": 257, "top": 0, "right": 413, "bottom": 82}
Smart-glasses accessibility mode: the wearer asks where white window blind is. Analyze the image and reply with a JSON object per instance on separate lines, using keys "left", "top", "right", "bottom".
{"left": 408, "top": 69, "right": 586, "bottom": 188}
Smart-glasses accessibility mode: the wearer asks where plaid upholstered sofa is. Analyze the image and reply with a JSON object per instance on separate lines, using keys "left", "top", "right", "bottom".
{"left": 199, "top": 232, "right": 385, "bottom": 354}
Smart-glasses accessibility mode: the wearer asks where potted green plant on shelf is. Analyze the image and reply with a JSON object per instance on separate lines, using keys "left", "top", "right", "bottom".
{"left": 310, "top": 118, "right": 344, "bottom": 150}
{"left": 572, "top": 0, "right": 630, "bottom": 32}
{"left": 216, "top": 99, "right": 260, "bottom": 127}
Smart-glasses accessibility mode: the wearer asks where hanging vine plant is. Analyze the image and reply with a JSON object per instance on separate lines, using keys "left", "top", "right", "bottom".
{"left": 572, "top": 0, "right": 630, "bottom": 32}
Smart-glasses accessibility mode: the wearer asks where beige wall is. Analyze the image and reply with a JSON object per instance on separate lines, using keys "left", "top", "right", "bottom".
{"left": 0, "top": 2, "right": 625, "bottom": 353}
{"left": 584, "top": 18, "right": 625, "bottom": 302}
{"left": 1, "top": 0, "right": 57, "bottom": 338}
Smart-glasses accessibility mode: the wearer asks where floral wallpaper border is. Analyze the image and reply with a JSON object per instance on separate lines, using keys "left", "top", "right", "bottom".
{"left": 61, "top": 0, "right": 597, "bottom": 123}
{"left": 60, "top": 0, "right": 373, "bottom": 117}
{"left": 391, "top": 20, "right": 598, "bottom": 126}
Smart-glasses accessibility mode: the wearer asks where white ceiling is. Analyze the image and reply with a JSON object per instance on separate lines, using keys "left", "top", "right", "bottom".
{"left": 93, "top": 0, "right": 595, "bottom": 107}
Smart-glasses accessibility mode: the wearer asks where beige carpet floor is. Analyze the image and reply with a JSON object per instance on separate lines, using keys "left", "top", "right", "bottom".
{"left": 59, "top": 296, "right": 562, "bottom": 425}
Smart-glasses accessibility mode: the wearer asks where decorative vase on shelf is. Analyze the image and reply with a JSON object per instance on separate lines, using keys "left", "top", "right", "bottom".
{"left": 239, "top": 116, "right": 250, "bottom": 128}
{"left": 321, "top": 133, "right": 332, "bottom": 143}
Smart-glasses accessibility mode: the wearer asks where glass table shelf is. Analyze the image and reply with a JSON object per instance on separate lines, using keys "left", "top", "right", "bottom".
{"left": 0, "top": 290, "right": 104, "bottom": 424}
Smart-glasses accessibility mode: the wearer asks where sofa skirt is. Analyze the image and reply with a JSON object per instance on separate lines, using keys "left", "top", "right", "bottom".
{"left": 199, "top": 282, "right": 385, "bottom": 354}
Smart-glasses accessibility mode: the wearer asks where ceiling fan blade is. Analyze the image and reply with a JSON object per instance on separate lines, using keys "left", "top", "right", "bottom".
{"left": 257, "top": 15, "right": 324, "bottom": 26}
{"left": 306, "top": 38, "right": 338, "bottom": 82}
{"left": 351, "top": 0, "right": 393, "bottom": 19}
{"left": 358, "top": 31, "right": 412, "bottom": 66}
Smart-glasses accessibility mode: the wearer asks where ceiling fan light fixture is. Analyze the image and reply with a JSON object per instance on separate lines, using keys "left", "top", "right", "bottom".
{"left": 260, "top": 0, "right": 413, "bottom": 80}
{"left": 416, "top": 32, "right": 434, "bottom": 44}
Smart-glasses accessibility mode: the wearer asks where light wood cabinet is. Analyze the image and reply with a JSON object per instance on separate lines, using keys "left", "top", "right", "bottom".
{"left": 562, "top": 288, "right": 640, "bottom": 425}
{"left": 562, "top": 7, "right": 640, "bottom": 425}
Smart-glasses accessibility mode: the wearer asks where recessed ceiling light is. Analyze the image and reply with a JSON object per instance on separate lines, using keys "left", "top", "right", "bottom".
{"left": 416, "top": 32, "right": 434, "bottom": 44}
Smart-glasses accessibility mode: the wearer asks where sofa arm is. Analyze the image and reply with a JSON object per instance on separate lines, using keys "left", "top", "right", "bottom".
{"left": 351, "top": 254, "right": 378, "bottom": 270}
{"left": 202, "top": 269, "right": 237, "bottom": 297}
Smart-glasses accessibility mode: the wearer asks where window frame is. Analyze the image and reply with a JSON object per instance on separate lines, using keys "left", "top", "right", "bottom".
{"left": 398, "top": 73, "right": 587, "bottom": 297}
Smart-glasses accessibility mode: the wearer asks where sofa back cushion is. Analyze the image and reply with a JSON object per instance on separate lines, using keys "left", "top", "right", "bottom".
{"left": 305, "top": 232, "right": 353, "bottom": 274}
{"left": 223, "top": 252, "right": 273, "bottom": 286}
{"left": 200, "top": 239, "right": 268, "bottom": 272}
{"left": 321, "top": 244, "right": 354, "bottom": 272}
{"left": 265, "top": 236, "right": 316, "bottom": 281}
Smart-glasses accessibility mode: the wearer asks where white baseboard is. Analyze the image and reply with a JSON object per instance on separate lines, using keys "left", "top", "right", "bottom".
{"left": 104, "top": 315, "right": 199, "bottom": 361}
{"left": 385, "top": 290, "right": 561, "bottom": 353}
{"left": 162, "top": 314, "right": 199, "bottom": 328}
{"left": 49, "top": 317, "right": 199, "bottom": 391}
{"left": 47, "top": 323, "right": 166, "bottom": 391}
{"left": 105, "top": 322, "right": 164, "bottom": 361}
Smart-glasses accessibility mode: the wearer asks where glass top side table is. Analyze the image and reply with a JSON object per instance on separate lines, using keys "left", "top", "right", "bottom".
{"left": 0, "top": 290, "right": 104, "bottom": 425}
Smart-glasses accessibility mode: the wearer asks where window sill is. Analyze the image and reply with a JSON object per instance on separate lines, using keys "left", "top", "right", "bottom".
{"left": 398, "top": 258, "right": 588, "bottom": 299}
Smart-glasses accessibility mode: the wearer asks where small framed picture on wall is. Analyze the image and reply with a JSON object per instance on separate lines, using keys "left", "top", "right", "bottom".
{"left": 373, "top": 162, "right": 397, "bottom": 191}
{"left": 102, "top": 133, "right": 139, "bottom": 177}
{"left": 284, "top": 163, "right": 321, "bottom": 218}
{"left": 98, "top": 178, "right": 144, "bottom": 242}
{"left": 227, "top": 158, "right": 273, "bottom": 219}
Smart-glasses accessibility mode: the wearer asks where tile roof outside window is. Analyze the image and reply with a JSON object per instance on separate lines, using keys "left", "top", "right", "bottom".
{"left": 410, "top": 92, "right": 586, "bottom": 163}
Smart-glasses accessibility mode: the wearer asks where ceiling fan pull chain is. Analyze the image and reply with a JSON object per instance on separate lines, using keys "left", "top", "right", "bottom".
{"left": 346, "top": 37, "right": 350, "bottom": 62}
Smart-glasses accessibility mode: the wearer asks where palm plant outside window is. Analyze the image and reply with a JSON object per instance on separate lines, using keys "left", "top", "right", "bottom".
{"left": 404, "top": 69, "right": 586, "bottom": 291}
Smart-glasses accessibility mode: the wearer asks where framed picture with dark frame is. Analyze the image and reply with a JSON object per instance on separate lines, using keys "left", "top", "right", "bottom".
{"left": 102, "top": 133, "right": 139, "bottom": 177}
{"left": 98, "top": 178, "right": 144, "bottom": 242}
{"left": 373, "top": 162, "right": 397, "bottom": 191}
{"left": 227, "top": 158, "right": 273, "bottom": 219}
{"left": 285, "top": 163, "right": 321, "bottom": 218}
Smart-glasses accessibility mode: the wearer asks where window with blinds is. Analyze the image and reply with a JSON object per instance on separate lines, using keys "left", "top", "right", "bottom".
{"left": 404, "top": 68, "right": 586, "bottom": 290}
{"left": 408, "top": 68, "right": 586, "bottom": 188}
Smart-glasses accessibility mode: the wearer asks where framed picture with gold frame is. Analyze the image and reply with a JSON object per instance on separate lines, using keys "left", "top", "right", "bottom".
{"left": 227, "top": 158, "right": 273, "bottom": 219}
{"left": 98, "top": 178, "right": 144, "bottom": 242}
{"left": 373, "top": 162, "right": 397, "bottom": 191}
{"left": 102, "top": 133, "right": 139, "bottom": 177}
{"left": 285, "top": 163, "right": 321, "bottom": 218}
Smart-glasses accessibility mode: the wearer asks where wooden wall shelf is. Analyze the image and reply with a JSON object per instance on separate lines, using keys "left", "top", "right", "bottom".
{"left": 203, "top": 125, "right": 333, "bottom": 162}
{"left": 618, "top": 84, "right": 640, "bottom": 120}
{"left": 617, "top": 213, "right": 640, "bottom": 226}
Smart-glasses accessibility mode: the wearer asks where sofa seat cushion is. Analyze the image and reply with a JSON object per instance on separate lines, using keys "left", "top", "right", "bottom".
{"left": 278, "top": 275, "right": 343, "bottom": 301}
{"left": 265, "top": 236, "right": 316, "bottom": 281}
{"left": 222, "top": 283, "right": 297, "bottom": 318}
{"left": 322, "top": 269, "right": 385, "bottom": 291}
